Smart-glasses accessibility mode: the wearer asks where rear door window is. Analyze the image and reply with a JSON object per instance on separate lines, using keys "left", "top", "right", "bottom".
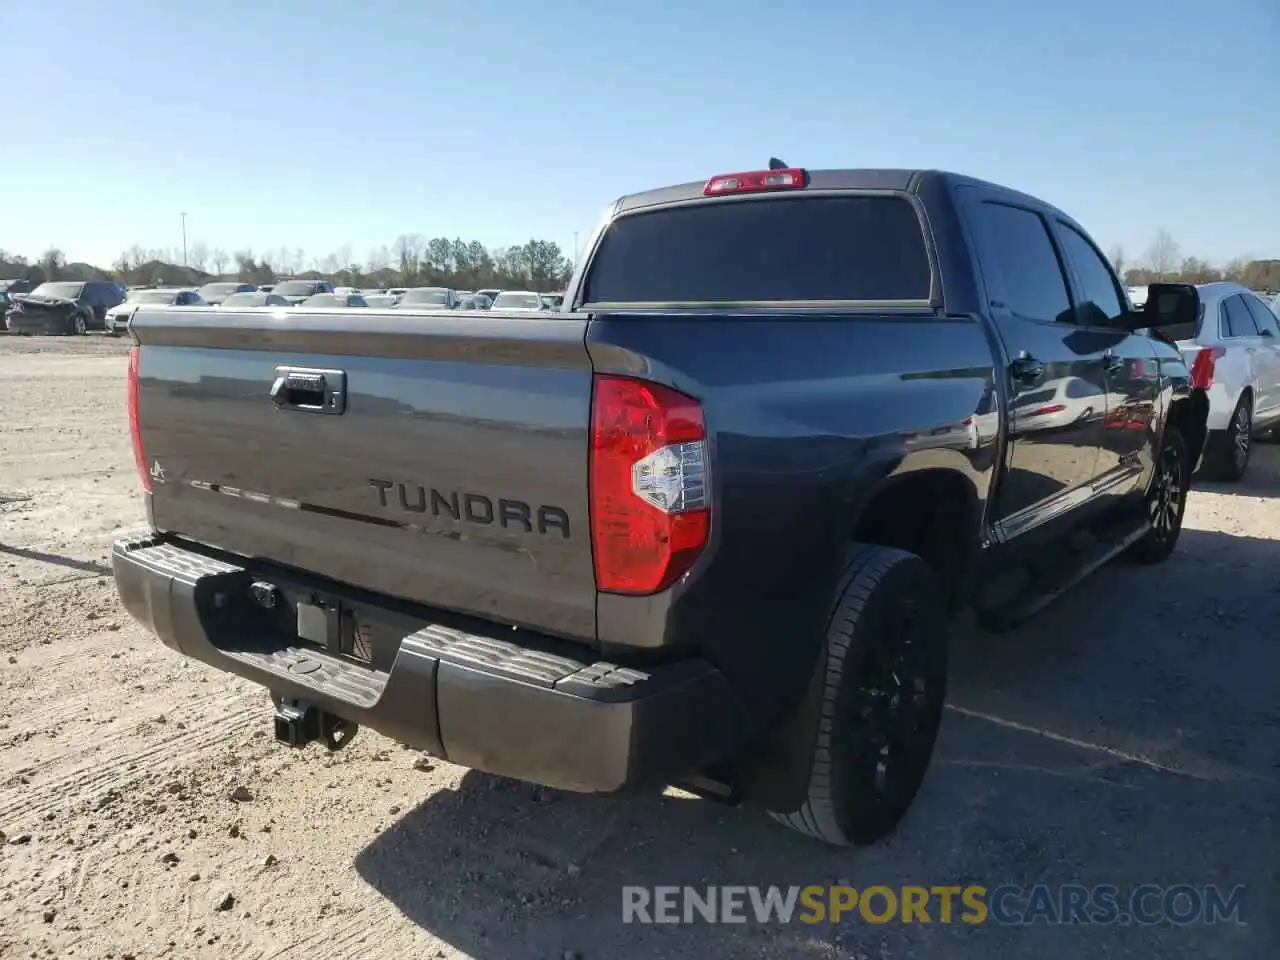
{"left": 583, "top": 195, "right": 932, "bottom": 304}
{"left": 1221, "top": 295, "right": 1259, "bottom": 338}
{"left": 1054, "top": 221, "right": 1127, "bottom": 326}
{"left": 1242, "top": 294, "right": 1280, "bottom": 338}
{"left": 969, "top": 202, "right": 1073, "bottom": 324}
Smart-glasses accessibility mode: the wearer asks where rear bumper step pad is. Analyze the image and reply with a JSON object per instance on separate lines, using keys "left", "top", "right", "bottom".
{"left": 112, "top": 536, "right": 747, "bottom": 793}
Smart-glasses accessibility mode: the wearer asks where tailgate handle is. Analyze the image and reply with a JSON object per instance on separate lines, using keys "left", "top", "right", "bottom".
{"left": 270, "top": 366, "right": 346, "bottom": 415}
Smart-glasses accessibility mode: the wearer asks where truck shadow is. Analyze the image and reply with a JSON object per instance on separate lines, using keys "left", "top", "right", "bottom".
{"left": 354, "top": 526, "right": 1278, "bottom": 960}
{"left": 0, "top": 542, "right": 114, "bottom": 578}
{"left": 1194, "top": 439, "right": 1280, "bottom": 498}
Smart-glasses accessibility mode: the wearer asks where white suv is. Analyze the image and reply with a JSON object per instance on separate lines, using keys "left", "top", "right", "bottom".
{"left": 1169, "top": 283, "right": 1280, "bottom": 480}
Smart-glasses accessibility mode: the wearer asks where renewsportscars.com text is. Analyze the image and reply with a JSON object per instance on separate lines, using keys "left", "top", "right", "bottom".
{"left": 621, "top": 884, "right": 1247, "bottom": 926}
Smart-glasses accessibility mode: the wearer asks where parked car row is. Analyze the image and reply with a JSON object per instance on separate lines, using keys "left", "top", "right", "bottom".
{"left": 3, "top": 277, "right": 571, "bottom": 335}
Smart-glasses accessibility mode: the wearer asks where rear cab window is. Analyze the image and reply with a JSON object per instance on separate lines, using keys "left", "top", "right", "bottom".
{"left": 582, "top": 195, "right": 932, "bottom": 305}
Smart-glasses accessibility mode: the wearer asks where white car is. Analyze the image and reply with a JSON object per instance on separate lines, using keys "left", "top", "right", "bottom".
{"left": 104, "top": 287, "right": 205, "bottom": 335}
{"left": 1009, "top": 374, "right": 1115, "bottom": 434}
{"left": 491, "top": 291, "right": 551, "bottom": 312}
{"left": 1173, "top": 282, "right": 1280, "bottom": 480}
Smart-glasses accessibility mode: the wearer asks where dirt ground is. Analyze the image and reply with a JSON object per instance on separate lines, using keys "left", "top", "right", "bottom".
{"left": 1, "top": 335, "right": 1276, "bottom": 960}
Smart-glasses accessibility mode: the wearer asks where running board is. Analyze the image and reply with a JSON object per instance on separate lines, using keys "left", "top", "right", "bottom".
{"left": 974, "top": 518, "right": 1151, "bottom": 632}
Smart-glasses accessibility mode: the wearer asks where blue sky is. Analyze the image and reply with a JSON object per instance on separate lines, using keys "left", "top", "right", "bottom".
{"left": 1, "top": 0, "right": 1276, "bottom": 270}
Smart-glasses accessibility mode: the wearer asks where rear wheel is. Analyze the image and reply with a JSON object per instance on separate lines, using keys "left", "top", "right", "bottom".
{"left": 1126, "top": 426, "right": 1189, "bottom": 564}
{"left": 1199, "top": 395, "right": 1252, "bottom": 481}
{"left": 768, "top": 544, "right": 948, "bottom": 847}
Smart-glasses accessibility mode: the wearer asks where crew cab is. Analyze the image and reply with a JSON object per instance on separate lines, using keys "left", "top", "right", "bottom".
{"left": 113, "top": 166, "right": 1207, "bottom": 847}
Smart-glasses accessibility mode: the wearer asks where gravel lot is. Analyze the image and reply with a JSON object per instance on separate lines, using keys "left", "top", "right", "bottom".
{"left": 1, "top": 335, "right": 1276, "bottom": 960}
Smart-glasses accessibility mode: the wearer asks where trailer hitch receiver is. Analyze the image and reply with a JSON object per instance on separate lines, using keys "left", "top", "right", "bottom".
{"left": 272, "top": 698, "right": 358, "bottom": 752}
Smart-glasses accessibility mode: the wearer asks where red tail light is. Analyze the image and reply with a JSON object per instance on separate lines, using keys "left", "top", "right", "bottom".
{"left": 1190, "top": 347, "right": 1224, "bottom": 391}
{"left": 703, "top": 167, "right": 808, "bottom": 197}
{"left": 589, "top": 376, "right": 711, "bottom": 595}
{"left": 127, "top": 345, "right": 151, "bottom": 493}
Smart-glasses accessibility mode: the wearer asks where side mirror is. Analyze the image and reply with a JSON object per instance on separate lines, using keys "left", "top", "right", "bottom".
{"left": 1139, "top": 283, "right": 1200, "bottom": 330}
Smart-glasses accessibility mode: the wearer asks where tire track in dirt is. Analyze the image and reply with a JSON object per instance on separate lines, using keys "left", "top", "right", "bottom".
{"left": 0, "top": 697, "right": 264, "bottom": 824}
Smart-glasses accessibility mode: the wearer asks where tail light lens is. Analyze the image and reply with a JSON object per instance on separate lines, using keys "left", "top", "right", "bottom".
{"left": 127, "top": 345, "right": 151, "bottom": 492}
{"left": 589, "top": 376, "right": 711, "bottom": 595}
{"left": 1190, "top": 347, "right": 1224, "bottom": 391}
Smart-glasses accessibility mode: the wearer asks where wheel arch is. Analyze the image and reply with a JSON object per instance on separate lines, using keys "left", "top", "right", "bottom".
{"left": 737, "top": 464, "right": 981, "bottom": 812}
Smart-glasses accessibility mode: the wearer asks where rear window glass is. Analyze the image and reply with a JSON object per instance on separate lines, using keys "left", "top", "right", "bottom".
{"left": 583, "top": 195, "right": 931, "bottom": 304}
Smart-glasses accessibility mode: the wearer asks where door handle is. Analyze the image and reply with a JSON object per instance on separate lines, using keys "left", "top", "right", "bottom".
{"left": 270, "top": 366, "right": 347, "bottom": 415}
{"left": 1010, "top": 354, "right": 1045, "bottom": 383}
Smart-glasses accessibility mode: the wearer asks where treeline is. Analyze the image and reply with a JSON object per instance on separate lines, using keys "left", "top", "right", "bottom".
{"left": 4, "top": 229, "right": 1277, "bottom": 294}
{"left": 1109, "top": 230, "right": 1279, "bottom": 291}
{"left": 0, "top": 235, "right": 575, "bottom": 292}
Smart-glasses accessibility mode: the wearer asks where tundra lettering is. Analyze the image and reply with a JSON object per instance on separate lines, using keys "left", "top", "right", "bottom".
{"left": 367, "top": 478, "right": 570, "bottom": 538}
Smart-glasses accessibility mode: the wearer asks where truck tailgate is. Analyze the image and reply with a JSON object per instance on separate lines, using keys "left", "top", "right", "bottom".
{"left": 130, "top": 307, "right": 597, "bottom": 643}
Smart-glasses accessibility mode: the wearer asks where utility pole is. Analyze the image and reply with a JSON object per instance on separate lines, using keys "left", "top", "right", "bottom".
{"left": 180, "top": 212, "right": 188, "bottom": 267}
{"left": 573, "top": 231, "right": 579, "bottom": 266}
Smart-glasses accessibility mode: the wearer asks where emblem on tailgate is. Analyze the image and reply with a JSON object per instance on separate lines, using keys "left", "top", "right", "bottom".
{"left": 367, "top": 479, "right": 570, "bottom": 539}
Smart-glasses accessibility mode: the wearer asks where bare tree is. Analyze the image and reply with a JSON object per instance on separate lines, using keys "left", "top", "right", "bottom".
{"left": 233, "top": 249, "right": 255, "bottom": 281}
{"left": 1144, "top": 230, "right": 1181, "bottom": 281}
{"left": 1222, "top": 257, "right": 1249, "bottom": 283}
{"left": 189, "top": 241, "right": 209, "bottom": 272}
{"left": 392, "top": 234, "right": 422, "bottom": 281}
{"left": 366, "top": 245, "right": 391, "bottom": 273}
{"left": 211, "top": 248, "right": 229, "bottom": 277}
{"left": 277, "top": 246, "right": 292, "bottom": 274}
{"left": 39, "top": 248, "right": 66, "bottom": 280}
{"left": 1107, "top": 245, "right": 1126, "bottom": 277}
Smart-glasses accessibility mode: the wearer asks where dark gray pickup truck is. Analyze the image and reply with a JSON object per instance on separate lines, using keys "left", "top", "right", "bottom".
{"left": 113, "top": 165, "right": 1208, "bottom": 847}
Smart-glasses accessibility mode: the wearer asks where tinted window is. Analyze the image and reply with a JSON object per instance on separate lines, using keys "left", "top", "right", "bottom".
{"left": 1221, "top": 295, "right": 1259, "bottom": 337}
{"left": 31, "top": 282, "right": 84, "bottom": 299}
{"left": 273, "top": 280, "right": 320, "bottom": 297}
{"left": 1056, "top": 223, "right": 1126, "bottom": 325}
{"left": 584, "top": 195, "right": 931, "bottom": 304}
{"left": 1014, "top": 387, "right": 1058, "bottom": 407}
{"left": 1065, "top": 377, "right": 1096, "bottom": 399}
{"left": 1242, "top": 295, "right": 1280, "bottom": 337}
{"left": 971, "top": 203, "right": 1071, "bottom": 323}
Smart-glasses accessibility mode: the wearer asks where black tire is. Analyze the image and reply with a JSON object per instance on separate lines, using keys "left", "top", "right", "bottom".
{"left": 69, "top": 312, "right": 87, "bottom": 336}
{"left": 768, "top": 544, "right": 948, "bottom": 847}
{"left": 1198, "top": 394, "right": 1252, "bottom": 481}
{"left": 1126, "top": 426, "right": 1189, "bottom": 565}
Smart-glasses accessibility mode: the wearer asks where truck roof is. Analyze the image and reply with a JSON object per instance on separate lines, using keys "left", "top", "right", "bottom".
{"left": 613, "top": 168, "right": 1059, "bottom": 220}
